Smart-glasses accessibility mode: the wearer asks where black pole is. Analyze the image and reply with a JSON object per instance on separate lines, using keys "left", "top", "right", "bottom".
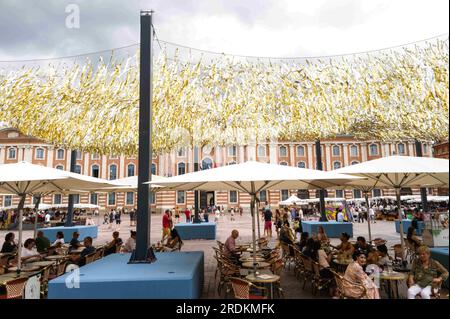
{"left": 315, "top": 140, "right": 327, "bottom": 221}
{"left": 193, "top": 146, "right": 201, "bottom": 223}
{"left": 131, "top": 11, "right": 153, "bottom": 262}
{"left": 415, "top": 140, "right": 428, "bottom": 212}
{"left": 65, "top": 150, "right": 77, "bottom": 226}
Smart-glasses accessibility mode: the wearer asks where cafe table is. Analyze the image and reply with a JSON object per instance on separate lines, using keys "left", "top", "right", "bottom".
{"left": 239, "top": 256, "right": 266, "bottom": 263}
{"left": 68, "top": 248, "right": 85, "bottom": 254}
{"left": 245, "top": 274, "right": 280, "bottom": 299}
{"left": 379, "top": 271, "right": 409, "bottom": 299}
{"left": 27, "top": 260, "right": 56, "bottom": 267}
{"left": 8, "top": 264, "right": 41, "bottom": 273}
{"left": 242, "top": 261, "right": 270, "bottom": 269}
{"left": 45, "top": 255, "right": 69, "bottom": 261}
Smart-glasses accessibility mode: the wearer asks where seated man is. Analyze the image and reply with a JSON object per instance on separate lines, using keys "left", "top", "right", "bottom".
{"left": 69, "top": 231, "right": 82, "bottom": 251}
{"left": 353, "top": 236, "right": 373, "bottom": 256}
{"left": 223, "top": 229, "right": 240, "bottom": 261}
{"left": 163, "top": 228, "right": 183, "bottom": 251}
{"left": 104, "top": 231, "right": 123, "bottom": 256}
{"left": 70, "top": 237, "right": 95, "bottom": 267}
{"left": 35, "top": 231, "right": 51, "bottom": 253}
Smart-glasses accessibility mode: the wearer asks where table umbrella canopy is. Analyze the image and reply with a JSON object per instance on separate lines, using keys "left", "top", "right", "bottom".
{"left": 146, "top": 161, "right": 362, "bottom": 192}
{"left": 0, "top": 161, "right": 116, "bottom": 195}
{"left": 95, "top": 175, "right": 166, "bottom": 192}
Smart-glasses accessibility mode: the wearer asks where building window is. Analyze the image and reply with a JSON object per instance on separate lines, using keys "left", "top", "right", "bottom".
{"left": 7, "top": 148, "right": 16, "bottom": 159}
{"left": 53, "top": 194, "right": 62, "bottom": 205}
{"left": 335, "top": 189, "right": 344, "bottom": 198}
{"left": 228, "top": 146, "right": 237, "bottom": 157}
{"left": 353, "top": 189, "right": 362, "bottom": 198}
{"left": 259, "top": 190, "right": 267, "bottom": 202}
{"left": 229, "top": 191, "right": 238, "bottom": 203}
{"left": 372, "top": 189, "right": 382, "bottom": 197}
{"left": 279, "top": 145, "right": 288, "bottom": 157}
{"left": 35, "top": 148, "right": 45, "bottom": 159}
{"left": 74, "top": 165, "right": 82, "bottom": 174}
{"left": 369, "top": 144, "right": 378, "bottom": 156}
{"left": 177, "top": 190, "right": 185, "bottom": 204}
{"left": 126, "top": 192, "right": 134, "bottom": 205}
{"left": 177, "top": 147, "right": 186, "bottom": 157}
{"left": 297, "top": 189, "right": 310, "bottom": 199}
{"left": 3, "top": 195, "right": 12, "bottom": 207}
{"left": 72, "top": 194, "right": 80, "bottom": 204}
{"left": 108, "top": 192, "right": 116, "bottom": 206}
{"left": 201, "top": 157, "right": 213, "bottom": 170}
{"left": 332, "top": 145, "right": 340, "bottom": 156}
{"left": 91, "top": 165, "right": 99, "bottom": 178}
{"left": 280, "top": 161, "right": 288, "bottom": 166}
{"left": 316, "top": 189, "right": 329, "bottom": 198}
{"left": 281, "top": 190, "right": 289, "bottom": 201}
{"left": 127, "top": 164, "right": 135, "bottom": 177}
{"left": 257, "top": 145, "right": 266, "bottom": 157}
{"left": 423, "top": 144, "right": 429, "bottom": 154}
{"left": 400, "top": 188, "right": 412, "bottom": 196}
{"left": 55, "top": 165, "right": 64, "bottom": 170}
{"left": 109, "top": 165, "right": 117, "bottom": 180}
{"left": 56, "top": 149, "right": 65, "bottom": 160}
{"left": 177, "top": 162, "right": 186, "bottom": 175}
{"left": 75, "top": 151, "right": 82, "bottom": 160}
{"left": 150, "top": 192, "right": 156, "bottom": 204}
{"left": 333, "top": 161, "right": 341, "bottom": 170}
{"left": 398, "top": 143, "right": 406, "bottom": 155}
{"left": 90, "top": 193, "right": 98, "bottom": 205}
{"left": 350, "top": 145, "right": 358, "bottom": 157}
{"left": 297, "top": 161, "right": 306, "bottom": 169}
{"left": 151, "top": 163, "right": 157, "bottom": 175}
{"left": 296, "top": 145, "right": 305, "bottom": 157}
{"left": 109, "top": 154, "right": 118, "bottom": 159}
{"left": 351, "top": 161, "right": 359, "bottom": 165}
{"left": 91, "top": 153, "right": 100, "bottom": 160}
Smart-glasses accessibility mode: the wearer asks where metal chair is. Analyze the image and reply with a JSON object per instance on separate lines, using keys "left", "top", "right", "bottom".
{"left": 229, "top": 277, "right": 268, "bottom": 299}
{"left": 0, "top": 277, "right": 28, "bottom": 299}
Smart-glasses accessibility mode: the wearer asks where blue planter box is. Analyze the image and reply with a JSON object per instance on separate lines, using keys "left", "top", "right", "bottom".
{"left": 174, "top": 222, "right": 216, "bottom": 240}
{"left": 395, "top": 219, "right": 424, "bottom": 236}
{"left": 301, "top": 221, "right": 353, "bottom": 238}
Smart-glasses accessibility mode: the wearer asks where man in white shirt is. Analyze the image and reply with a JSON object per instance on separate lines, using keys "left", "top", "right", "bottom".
{"left": 337, "top": 210, "right": 344, "bottom": 222}
{"left": 44, "top": 212, "right": 51, "bottom": 225}
{"left": 369, "top": 206, "right": 376, "bottom": 223}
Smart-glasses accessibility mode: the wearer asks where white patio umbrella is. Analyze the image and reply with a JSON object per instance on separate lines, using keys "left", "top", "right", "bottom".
{"left": 0, "top": 161, "right": 116, "bottom": 271}
{"left": 146, "top": 160, "right": 361, "bottom": 274}
{"left": 335, "top": 156, "right": 449, "bottom": 259}
{"left": 93, "top": 175, "right": 165, "bottom": 192}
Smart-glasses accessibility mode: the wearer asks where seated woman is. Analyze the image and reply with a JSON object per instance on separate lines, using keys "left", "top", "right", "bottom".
{"left": 296, "top": 232, "right": 309, "bottom": 252}
{"left": 20, "top": 238, "right": 43, "bottom": 263}
{"left": 406, "top": 226, "right": 422, "bottom": 252}
{"left": 343, "top": 250, "right": 380, "bottom": 299}
{"left": 335, "top": 233, "right": 355, "bottom": 258}
{"left": 407, "top": 245, "right": 449, "bottom": 299}
{"left": 317, "top": 226, "right": 329, "bottom": 245}
{"left": 1, "top": 232, "right": 17, "bottom": 253}
{"left": 301, "top": 238, "right": 316, "bottom": 257}
{"left": 163, "top": 228, "right": 183, "bottom": 251}
{"left": 104, "top": 231, "right": 123, "bottom": 256}
{"left": 51, "top": 231, "right": 65, "bottom": 248}
{"left": 122, "top": 230, "right": 136, "bottom": 252}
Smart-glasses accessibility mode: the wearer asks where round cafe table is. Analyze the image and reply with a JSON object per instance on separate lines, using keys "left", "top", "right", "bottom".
{"left": 245, "top": 274, "right": 280, "bottom": 299}
{"left": 242, "top": 261, "right": 270, "bottom": 269}
{"left": 8, "top": 265, "right": 41, "bottom": 272}
{"left": 379, "top": 271, "right": 409, "bottom": 299}
{"left": 27, "top": 260, "right": 56, "bottom": 267}
{"left": 45, "top": 255, "right": 68, "bottom": 261}
{"left": 239, "top": 256, "right": 266, "bottom": 263}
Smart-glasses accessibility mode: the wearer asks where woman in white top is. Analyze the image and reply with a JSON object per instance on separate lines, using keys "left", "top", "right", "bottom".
{"left": 123, "top": 231, "right": 136, "bottom": 252}
{"left": 21, "top": 238, "right": 42, "bottom": 262}
{"left": 51, "top": 231, "right": 65, "bottom": 247}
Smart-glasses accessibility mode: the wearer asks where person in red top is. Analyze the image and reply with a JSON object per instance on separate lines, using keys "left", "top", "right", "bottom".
{"left": 184, "top": 208, "right": 191, "bottom": 223}
{"left": 162, "top": 210, "right": 171, "bottom": 242}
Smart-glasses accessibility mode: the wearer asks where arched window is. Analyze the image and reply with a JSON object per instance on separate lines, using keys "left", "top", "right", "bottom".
{"left": 398, "top": 143, "right": 406, "bottom": 155}
{"left": 280, "top": 161, "right": 288, "bottom": 166}
{"left": 109, "top": 164, "right": 117, "bottom": 180}
{"left": 257, "top": 145, "right": 266, "bottom": 157}
{"left": 127, "top": 164, "right": 135, "bottom": 177}
{"left": 369, "top": 144, "right": 378, "bottom": 156}
{"left": 296, "top": 145, "right": 305, "bottom": 157}
{"left": 151, "top": 163, "right": 157, "bottom": 175}
{"left": 74, "top": 165, "right": 82, "bottom": 174}
{"left": 91, "top": 165, "right": 99, "bottom": 177}
{"left": 279, "top": 145, "right": 288, "bottom": 157}
{"left": 36, "top": 148, "right": 45, "bottom": 159}
{"left": 7, "top": 148, "right": 16, "bottom": 159}
{"left": 351, "top": 161, "right": 359, "bottom": 165}
{"left": 201, "top": 157, "right": 213, "bottom": 170}
{"left": 56, "top": 149, "right": 65, "bottom": 160}
{"left": 350, "top": 145, "right": 358, "bottom": 157}
{"left": 333, "top": 161, "right": 341, "bottom": 170}
{"left": 297, "top": 161, "right": 306, "bottom": 168}
{"left": 177, "top": 162, "right": 186, "bottom": 175}
{"left": 55, "top": 165, "right": 64, "bottom": 170}
{"left": 332, "top": 145, "right": 340, "bottom": 156}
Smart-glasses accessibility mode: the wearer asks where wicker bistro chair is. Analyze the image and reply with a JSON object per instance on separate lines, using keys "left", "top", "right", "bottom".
{"left": 330, "top": 269, "right": 368, "bottom": 299}
{"left": 0, "top": 277, "right": 28, "bottom": 299}
{"left": 298, "top": 254, "right": 315, "bottom": 291}
{"left": 94, "top": 247, "right": 105, "bottom": 261}
{"left": 213, "top": 255, "right": 241, "bottom": 297}
{"left": 311, "top": 261, "right": 334, "bottom": 296}
{"left": 271, "top": 259, "right": 285, "bottom": 298}
{"left": 230, "top": 277, "right": 268, "bottom": 299}
{"left": 48, "top": 259, "right": 69, "bottom": 280}
{"left": 39, "top": 265, "right": 53, "bottom": 298}
{"left": 84, "top": 252, "right": 97, "bottom": 265}
{"left": 293, "top": 246, "right": 306, "bottom": 281}
{"left": 0, "top": 255, "right": 9, "bottom": 268}
{"left": 281, "top": 243, "right": 295, "bottom": 270}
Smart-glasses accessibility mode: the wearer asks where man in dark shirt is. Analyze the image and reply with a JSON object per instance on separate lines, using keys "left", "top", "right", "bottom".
{"left": 35, "top": 231, "right": 51, "bottom": 253}
{"left": 263, "top": 209, "right": 273, "bottom": 237}
{"left": 353, "top": 236, "right": 373, "bottom": 256}
{"left": 70, "top": 236, "right": 95, "bottom": 267}
{"left": 69, "top": 231, "right": 81, "bottom": 251}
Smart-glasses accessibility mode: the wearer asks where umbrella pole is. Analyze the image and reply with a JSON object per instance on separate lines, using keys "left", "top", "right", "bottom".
{"left": 364, "top": 191, "right": 372, "bottom": 242}
{"left": 396, "top": 187, "right": 406, "bottom": 261}
{"left": 17, "top": 194, "right": 26, "bottom": 273}
{"left": 33, "top": 195, "right": 41, "bottom": 239}
{"left": 250, "top": 194, "right": 257, "bottom": 275}
{"left": 256, "top": 203, "right": 261, "bottom": 240}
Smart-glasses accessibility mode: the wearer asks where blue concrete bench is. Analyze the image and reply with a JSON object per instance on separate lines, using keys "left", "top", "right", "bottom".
{"left": 38, "top": 225, "right": 98, "bottom": 241}
{"left": 301, "top": 221, "right": 353, "bottom": 238}
{"left": 48, "top": 252, "right": 204, "bottom": 299}
{"left": 395, "top": 219, "right": 424, "bottom": 236}
{"left": 174, "top": 222, "right": 216, "bottom": 240}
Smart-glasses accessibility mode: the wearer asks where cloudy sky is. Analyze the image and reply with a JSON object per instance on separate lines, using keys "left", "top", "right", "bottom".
{"left": 0, "top": 0, "right": 448, "bottom": 61}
